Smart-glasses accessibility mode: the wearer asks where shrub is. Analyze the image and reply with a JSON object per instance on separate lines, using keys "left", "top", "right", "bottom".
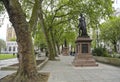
{"left": 92, "top": 47, "right": 109, "bottom": 57}
{"left": 112, "top": 52, "right": 120, "bottom": 58}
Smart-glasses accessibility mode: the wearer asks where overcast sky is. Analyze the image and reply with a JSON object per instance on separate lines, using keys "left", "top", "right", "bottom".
{"left": 0, "top": 0, "right": 120, "bottom": 41}
{"left": 0, "top": 12, "right": 9, "bottom": 41}
{"left": 113, "top": 0, "right": 120, "bottom": 9}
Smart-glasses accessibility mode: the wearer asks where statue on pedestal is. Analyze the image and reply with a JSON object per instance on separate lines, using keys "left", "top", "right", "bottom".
{"left": 72, "top": 14, "right": 98, "bottom": 67}
{"left": 62, "top": 39, "right": 69, "bottom": 56}
{"left": 78, "top": 14, "right": 88, "bottom": 36}
{"left": 64, "top": 39, "right": 67, "bottom": 47}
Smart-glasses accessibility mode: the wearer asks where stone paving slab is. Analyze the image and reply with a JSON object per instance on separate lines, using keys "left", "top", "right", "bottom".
{"left": 0, "top": 58, "right": 18, "bottom": 69}
{"left": 0, "top": 57, "right": 47, "bottom": 70}
{"left": 0, "top": 58, "right": 18, "bottom": 79}
{"left": 0, "top": 55, "right": 120, "bottom": 82}
{"left": 0, "top": 70, "right": 16, "bottom": 79}
{"left": 40, "top": 55, "right": 120, "bottom": 82}
{"left": 0, "top": 56, "right": 48, "bottom": 79}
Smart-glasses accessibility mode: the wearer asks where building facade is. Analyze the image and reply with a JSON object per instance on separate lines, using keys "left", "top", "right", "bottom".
{"left": 1, "top": 41, "right": 18, "bottom": 54}
{"left": 0, "top": 11, "right": 5, "bottom": 27}
{"left": 1, "top": 24, "right": 18, "bottom": 54}
{"left": 6, "top": 24, "right": 16, "bottom": 41}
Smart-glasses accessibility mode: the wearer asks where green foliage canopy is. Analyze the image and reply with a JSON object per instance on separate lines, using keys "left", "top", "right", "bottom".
{"left": 100, "top": 16, "right": 120, "bottom": 52}
{"left": 100, "top": 17, "right": 120, "bottom": 43}
{"left": 39, "top": 0, "right": 113, "bottom": 45}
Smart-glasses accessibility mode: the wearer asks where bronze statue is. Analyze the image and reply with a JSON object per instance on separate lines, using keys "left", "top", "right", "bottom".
{"left": 78, "top": 14, "right": 88, "bottom": 36}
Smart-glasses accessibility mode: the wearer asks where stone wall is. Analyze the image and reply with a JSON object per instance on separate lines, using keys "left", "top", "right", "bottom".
{"left": 94, "top": 56, "right": 120, "bottom": 66}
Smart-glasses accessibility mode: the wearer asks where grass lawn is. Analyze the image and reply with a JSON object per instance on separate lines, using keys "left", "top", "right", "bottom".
{"left": 0, "top": 54, "right": 17, "bottom": 60}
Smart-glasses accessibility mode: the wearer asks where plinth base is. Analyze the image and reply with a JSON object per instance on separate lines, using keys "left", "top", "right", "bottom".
{"left": 72, "top": 54, "right": 98, "bottom": 67}
{"left": 62, "top": 47, "right": 69, "bottom": 56}
{"left": 72, "top": 36, "right": 98, "bottom": 67}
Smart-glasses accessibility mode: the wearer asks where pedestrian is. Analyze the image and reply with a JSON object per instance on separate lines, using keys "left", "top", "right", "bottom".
{"left": 17, "top": 53, "right": 20, "bottom": 62}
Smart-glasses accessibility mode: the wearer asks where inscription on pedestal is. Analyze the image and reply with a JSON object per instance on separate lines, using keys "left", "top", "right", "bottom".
{"left": 82, "top": 44, "right": 88, "bottom": 53}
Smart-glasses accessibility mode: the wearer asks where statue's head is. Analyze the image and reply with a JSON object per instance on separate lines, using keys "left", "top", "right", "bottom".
{"left": 80, "top": 13, "right": 83, "bottom": 17}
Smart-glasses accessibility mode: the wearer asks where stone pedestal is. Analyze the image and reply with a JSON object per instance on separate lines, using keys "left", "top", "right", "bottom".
{"left": 62, "top": 47, "right": 69, "bottom": 56}
{"left": 73, "top": 36, "right": 98, "bottom": 67}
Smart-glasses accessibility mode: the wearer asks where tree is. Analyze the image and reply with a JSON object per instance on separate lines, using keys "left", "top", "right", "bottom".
{"left": 1, "top": 0, "right": 40, "bottom": 82}
{"left": 37, "top": 0, "right": 113, "bottom": 59}
{"left": 0, "top": 39, "right": 6, "bottom": 54}
{"left": 34, "top": 23, "right": 47, "bottom": 51}
{"left": 100, "top": 16, "right": 120, "bottom": 52}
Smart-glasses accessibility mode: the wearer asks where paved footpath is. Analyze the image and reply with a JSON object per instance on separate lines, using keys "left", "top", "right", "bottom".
{"left": 0, "top": 58, "right": 18, "bottom": 78}
{"left": 0, "top": 56, "right": 120, "bottom": 82}
{"left": 0, "top": 53, "right": 46, "bottom": 79}
{"left": 0, "top": 58, "right": 18, "bottom": 69}
{"left": 40, "top": 55, "right": 120, "bottom": 82}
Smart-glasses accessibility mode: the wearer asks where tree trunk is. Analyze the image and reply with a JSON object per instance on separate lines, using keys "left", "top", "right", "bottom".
{"left": 2, "top": 0, "right": 38, "bottom": 82}
{"left": 113, "top": 43, "right": 117, "bottom": 52}
{"left": 0, "top": 48, "right": 1, "bottom": 54}
{"left": 50, "top": 28, "right": 57, "bottom": 56}
{"left": 56, "top": 41, "right": 61, "bottom": 55}
{"left": 62, "top": 44, "right": 64, "bottom": 51}
{"left": 38, "top": 2, "right": 55, "bottom": 60}
{"left": 112, "top": 40, "right": 117, "bottom": 52}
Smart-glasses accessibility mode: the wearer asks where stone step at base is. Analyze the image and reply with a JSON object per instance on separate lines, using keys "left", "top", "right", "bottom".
{"left": 73, "top": 59, "right": 98, "bottom": 67}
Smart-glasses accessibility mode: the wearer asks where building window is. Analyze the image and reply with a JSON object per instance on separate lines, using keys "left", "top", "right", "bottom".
{"left": 13, "top": 46, "right": 15, "bottom": 51}
{"left": 7, "top": 43, "right": 9, "bottom": 45}
{"left": 9, "top": 47, "right": 11, "bottom": 51}
{"left": 4, "top": 48, "right": 7, "bottom": 51}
